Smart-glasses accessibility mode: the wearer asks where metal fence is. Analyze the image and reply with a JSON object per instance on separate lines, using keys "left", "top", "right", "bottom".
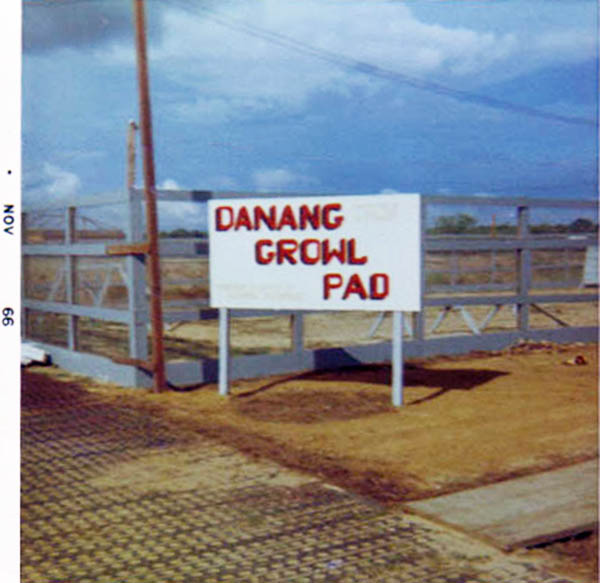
{"left": 22, "top": 189, "right": 598, "bottom": 388}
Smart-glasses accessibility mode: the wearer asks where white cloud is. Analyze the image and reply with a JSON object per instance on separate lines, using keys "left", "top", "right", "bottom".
{"left": 98, "top": 1, "right": 530, "bottom": 122}
{"left": 157, "top": 201, "right": 205, "bottom": 230}
{"left": 171, "top": 96, "right": 273, "bottom": 124}
{"left": 532, "top": 30, "right": 597, "bottom": 63}
{"left": 42, "top": 162, "right": 82, "bottom": 198}
{"left": 91, "top": 1, "right": 597, "bottom": 126}
{"left": 157, "top": 178, "right": 181, "bottom": 190}
{"left": 252, "top": 168, "right": 316, "bottom": 192}
{"left": 155, "top": 178, "right": 208, "bottom": 229}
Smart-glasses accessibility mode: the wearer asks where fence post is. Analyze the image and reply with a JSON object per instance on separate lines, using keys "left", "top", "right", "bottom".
{"left": 65, "top": 207, "right": 79, "bottom": 351}
{"left": 125, "top": 187, "right": 149, "bottom": 383}
{"left": 291, "top": 312, "right": 304, "bottom": 357}
{"left": 516, "top": 204, "right": 531, "bottom": 334}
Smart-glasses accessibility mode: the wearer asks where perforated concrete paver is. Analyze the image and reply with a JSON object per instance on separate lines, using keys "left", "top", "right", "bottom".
{"left": 21, "top": 373, "right": 578, "bottom": 582}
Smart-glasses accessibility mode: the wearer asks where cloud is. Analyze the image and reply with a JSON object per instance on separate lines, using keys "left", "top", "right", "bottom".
{"left": 252, "top": 168, "right": 317, "bottom": 192}
{"left": 56, "top": 0, "right": 592, "bottom": 129}
{"left": 129, "top": 1, "right": 594, "bottom": 123}
{"left": 170, "top": 96, "right": 272, "bottom": 124}
{"left": 157, "top": 201, "right": 206, "bottom": 231}
{"left": 23, "top": 3, "right": 135, "bottom": 52}
{"left": 22, "top": 162, "right": 82, "bottom": 204}
{"left": 154, "top": 177, "right": 207, "bottom": 230}
{"left": 532, "top": 30, "right": 597, "bottom": 63}
{"left": 44, "top": 162, "right": 82, "bottom": 197}
{"left": 93, "top": 1, "right": 527, "bottom": 121}
{"left": 157, "top": 178, "right": 181, "bottom": 190}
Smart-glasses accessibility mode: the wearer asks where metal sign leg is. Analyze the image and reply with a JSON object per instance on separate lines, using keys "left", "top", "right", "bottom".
{"left": 392, "top": 311, "right": 404, "bottom": 407}
{"left": 218, "top": 307, "right": 231, "bottom": 396}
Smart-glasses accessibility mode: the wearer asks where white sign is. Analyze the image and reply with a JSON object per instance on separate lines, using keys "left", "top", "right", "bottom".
{"left": 208, "top": 194, "right": 421, "bottom": 311}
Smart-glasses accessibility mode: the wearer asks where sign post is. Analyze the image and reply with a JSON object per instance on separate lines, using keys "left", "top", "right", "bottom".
{"left": 392, "top": 311, "right": 404, "bottom": 406}
{"left": 209, "top": 193, "right": 421, "bottom": 405}
{"left": 218, "top": 307, "right": 231, "bottom": 396}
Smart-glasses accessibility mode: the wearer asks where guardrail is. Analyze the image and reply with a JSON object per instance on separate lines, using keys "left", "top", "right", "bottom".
{"left": 22, "top": 189, "right": 598, "bottom": 388}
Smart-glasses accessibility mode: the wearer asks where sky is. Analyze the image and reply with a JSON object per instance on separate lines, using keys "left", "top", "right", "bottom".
{"left": 21, "top": 0, "right": 598, "bottom": 229}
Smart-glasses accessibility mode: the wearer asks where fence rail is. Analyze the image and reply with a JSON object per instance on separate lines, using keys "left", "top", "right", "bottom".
{"left": 22, "top": 189, "right": 598, "bottom": 388}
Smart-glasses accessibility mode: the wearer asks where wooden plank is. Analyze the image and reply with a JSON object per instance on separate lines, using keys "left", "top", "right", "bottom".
{"left": 111, "top": 356, "right": 154, "bottom": 373}
{"left": 106, "top": 242, "right": 150, "bottom": 256}
{"left": 405, "top": 460, "right": 598, "bottom": 550}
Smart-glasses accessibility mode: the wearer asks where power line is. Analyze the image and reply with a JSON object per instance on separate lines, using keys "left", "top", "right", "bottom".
{"left": 24, "top": 0, "right": 596, "bottom": 128}
{"left": 166, "top": 0, "right": 595, "bottom": 128}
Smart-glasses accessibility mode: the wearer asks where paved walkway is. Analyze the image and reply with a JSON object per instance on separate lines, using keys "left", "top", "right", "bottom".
{"left": 22, "top": 371, "right": 578, "bottom": 583}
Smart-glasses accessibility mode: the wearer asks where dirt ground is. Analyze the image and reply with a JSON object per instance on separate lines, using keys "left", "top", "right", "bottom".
{"left": 27, "top": 340, "right": 598, "bottom": 581}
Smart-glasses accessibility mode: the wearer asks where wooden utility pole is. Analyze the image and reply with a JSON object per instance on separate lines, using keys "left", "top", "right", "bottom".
{"left": 132, "top": 0, "right": 166, "bottom": 392}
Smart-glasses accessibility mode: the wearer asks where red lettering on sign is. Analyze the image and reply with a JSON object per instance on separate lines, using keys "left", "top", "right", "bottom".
{"left": 278, "top": 205, "right": 298, "bottom": 230}
{"left": 277, "top": 239, "right": 299, "bottom": 264}
{"left": 323, "top": 203, "right": 344, "bottom": 230}
{"left": 322, "top": 273, "right": 390, "bottom": 301}
{"left": 342, "top": 273, "right": 368, "bottom": 299}
{"left": 299, "top": 239, "right": 321, "bottom": 265}
{"left": 322, "top": 239, "right": 346, "bottom": 264}
{"left": 299, "top": 205, "right": 320, "bottom": 230}
{"left": 217, "top": 203, "right": 346, "bottom": 231}
{"left": 216, "top": 206, "right": 234, "bottom": 231}
{"left": 235, "top": 206, "right": 252, "bottom": 230}
{"left": 255, "top": 239, "right": 274, "bottom": 264}
{"left": 348, "top": 239, "right": 367, "bottom": 264}
{"left": 369, "top": 273, "right": 389, "bottom": 299}
{"left": 323, "top": 273, "right": 343, "bottom": 299}
{"left": 254, "top": 205, "right": 277, "bottom": 231}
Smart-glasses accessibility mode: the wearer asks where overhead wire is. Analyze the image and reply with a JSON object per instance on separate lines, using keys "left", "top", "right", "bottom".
{"left": 23, "top": 0, "right": 597, "bottom": 195}
{"left": 24, "top": 0, "right": 596, "bottom": 127}
{"left": 166, "top": 0, "right": 595, "bottom": 128}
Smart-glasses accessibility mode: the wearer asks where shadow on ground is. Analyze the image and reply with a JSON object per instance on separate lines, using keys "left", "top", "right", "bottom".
{"left": 233, "top": 364, "right": 508, "bottom": 423}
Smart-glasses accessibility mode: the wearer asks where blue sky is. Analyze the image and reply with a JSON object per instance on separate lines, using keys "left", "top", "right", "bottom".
{"left": 22, "top": 0, "right": 598, "bottom": 228}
